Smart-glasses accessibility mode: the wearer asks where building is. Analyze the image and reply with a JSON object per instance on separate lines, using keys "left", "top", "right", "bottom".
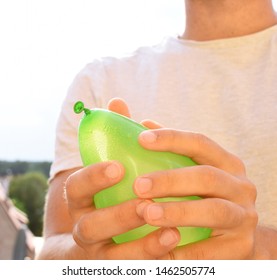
{"left": 0, "top": 182, "right": 35, "bottom": 259}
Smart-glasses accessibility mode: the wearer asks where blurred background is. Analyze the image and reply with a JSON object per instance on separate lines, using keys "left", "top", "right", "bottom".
{"left": 0, "top": 0, "right": 276, "bottom": 259}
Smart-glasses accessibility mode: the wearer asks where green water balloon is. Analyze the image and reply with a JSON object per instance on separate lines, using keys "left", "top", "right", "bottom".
{"left": 74, "top": 101, "right": 211, "bottom": 246}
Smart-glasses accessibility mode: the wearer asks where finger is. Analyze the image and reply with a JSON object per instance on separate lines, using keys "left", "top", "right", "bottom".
{"left": 139, "top": 129, "right": 246, "bottom": 176}
{"left": 108, "top": 97, "right": 131, "bottom": 117}
{"left": 134, "top": 165, "right": 256, "bottom": 203}
{"left": 65, "top": 161, "right": 124, "bottom": 219}
{"left": 171, "top": 234, "right": 254, "bottom": 260}
{"left": 137, "top": 198, "right": 246, "bottom": 229}
{"left": 73, "top": 199, "right": 146, "bottom": 244}
{"left": 101, "top": 227, "right": 180, "bottom": 260}
{"left": 140, "top": 119, "right": 164, "bottom": 129}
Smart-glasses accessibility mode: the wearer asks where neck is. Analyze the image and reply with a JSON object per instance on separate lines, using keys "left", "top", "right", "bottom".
{"left": 182, "top": 0, "right": 277, "bottom": 41}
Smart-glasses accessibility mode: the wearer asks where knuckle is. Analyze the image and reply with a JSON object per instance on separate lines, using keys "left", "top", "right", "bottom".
{"left": 72, "top": 223, "right": 92, "bottom": 251}
{"left": 72, "top": 224, "right": 83, "bottom": 246}
{"left": 158, "top": 129, "right": 179, "bottom": 147}
{"left": 64, "top": 173, "right": 77, "bottom": 201}
{"left": 114, "top": 207, "right": 128, "bottom": 228}
{"left": 243, "top": 180, "right": 257, "bottom": 202}
{"left": 235, "top": 156, "right": 246, "bottom": 172}
{"left": 214, "top": 200, "right": 229, "bottom": 220}
{"left": 163, "top": 169, "right": 175, "bottom": 190}
{"left": 75, "top": 213, "right": 104, "bottom": 245}
{"left": 152, "top": 169, "right": 177, "bottom": 197}
{"left": 245, "top": 208, "right": 258, "bottom": 228}
{"left": 85, "top": 164, "right": 106, "bottom": 186}
{"left": 64, "top": 172, "right": 89, "bottom": 209}
{"left": 211, "top": 199, "right": 238, "bottom": 226}
{"left": 140, "top": 230, "right": 171, "bottom": 259}
{"left": 193, "top": 132, "right": 211, "bottom": 151}
{"left": 85, "top": 162, "right": 114, "bottom": 188}
{"left": 231, "top": 155, "right": 246, "bottom": 174}
{"left": 201, "top": 165, "right": 219, "bottom": 189}
{"left": 166, "top": 129, "right": 176, "bottom": 142}
{"left": 235, "top": 209, "right": 257, "bottom": 258}
{"left": 168, "top": 204, "right": 184, "bottom": 225}
{"left": 75, "top": 216, "right": 93, "bottom": 243}
{"left": 141, "top": 242, "right": 157, "bottom": 260}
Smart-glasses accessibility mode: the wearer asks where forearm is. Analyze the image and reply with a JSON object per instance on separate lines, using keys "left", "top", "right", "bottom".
{"left": 36, "top": 234, "right": 88, "bottom": 260}
{"left": 253, "top": 225, "right": 277, "bottom": 259}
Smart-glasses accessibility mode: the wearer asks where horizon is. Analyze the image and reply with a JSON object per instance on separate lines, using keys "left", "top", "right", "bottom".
{"left": 1, "top": 0, "right": 277, "bottom": 162}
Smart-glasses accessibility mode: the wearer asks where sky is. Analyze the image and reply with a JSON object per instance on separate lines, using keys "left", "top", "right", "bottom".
{"left": 0, "top": 0, "right": 277, "bottom": 162}
{"left": 0, "top": 0, "right": 184, "bottom": 162}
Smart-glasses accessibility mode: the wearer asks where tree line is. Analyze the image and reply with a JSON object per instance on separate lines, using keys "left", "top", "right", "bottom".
{"left": 0, "top": 160, "right": 51, "bottom": 178}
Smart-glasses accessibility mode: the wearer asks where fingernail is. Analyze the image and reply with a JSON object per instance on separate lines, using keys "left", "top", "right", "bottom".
{"left": 140, "top": 131, "right": 157, "bottom": 143}
{"left": 105, "top": 162, "right": 121, "bottom": 179}
{"left": 134, "top": 177, "right": 152, "bottom": 195}
{"left": 159, "top": 228, "right": 179, "bottom": 247}
{"left": 147, "top": 204, "right": 164, "bottom": 220}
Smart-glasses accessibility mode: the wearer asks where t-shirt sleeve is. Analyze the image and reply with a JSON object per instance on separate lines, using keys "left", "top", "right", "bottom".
{"left": 49, "top": 62, "right": 105, "bottom": 181}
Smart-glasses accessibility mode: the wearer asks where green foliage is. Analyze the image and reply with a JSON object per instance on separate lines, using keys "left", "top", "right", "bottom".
{"left": 8, "top": 172, "right": 48, "bottom": 236}
{"left": 0, "top": 160, "right": 51, "bottom": 177}
{"left": 10, "top": 198, "right": 27, "bottom": 213}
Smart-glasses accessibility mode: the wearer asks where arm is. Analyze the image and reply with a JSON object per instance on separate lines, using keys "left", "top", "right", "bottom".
{"left": 37, "top": 168, "right": 88, "bottom": 260}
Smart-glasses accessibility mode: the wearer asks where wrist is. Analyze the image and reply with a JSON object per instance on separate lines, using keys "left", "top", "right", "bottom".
{"left": 252, "top": 225, "right": 277, "bottom": 259}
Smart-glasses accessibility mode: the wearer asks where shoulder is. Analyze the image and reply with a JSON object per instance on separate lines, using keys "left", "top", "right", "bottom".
{"left": 79, "top": 36, "right": 181, "bottom": 73}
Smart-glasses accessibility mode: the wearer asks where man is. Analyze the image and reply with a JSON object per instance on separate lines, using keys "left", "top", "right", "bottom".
{"left": 38, "top": 0, "right": 277, "bottom": 259}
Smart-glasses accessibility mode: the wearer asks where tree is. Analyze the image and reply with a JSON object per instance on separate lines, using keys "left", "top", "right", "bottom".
{"left": 8, "top": 172, "right": 48, "bottom": 236}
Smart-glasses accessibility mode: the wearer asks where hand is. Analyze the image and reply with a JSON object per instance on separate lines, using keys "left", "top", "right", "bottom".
{"left": 134, "top": 129, "right": 258, "bottom": 259}
{"left": 64, "top": 98, "right": 180, "bottom": 259}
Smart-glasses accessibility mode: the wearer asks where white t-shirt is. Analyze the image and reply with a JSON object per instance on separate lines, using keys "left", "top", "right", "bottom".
{"left": 51, "top": 25, "right": 277, "bottom": 228}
